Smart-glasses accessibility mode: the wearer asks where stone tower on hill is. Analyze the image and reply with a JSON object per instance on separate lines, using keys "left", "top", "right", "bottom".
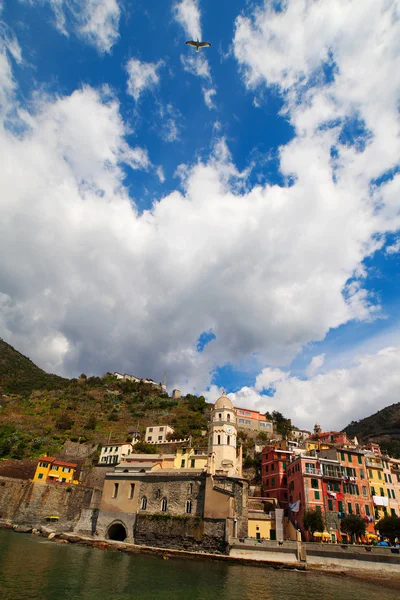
{"left": 208, "top": 390, "right": 242, "bottom": 477}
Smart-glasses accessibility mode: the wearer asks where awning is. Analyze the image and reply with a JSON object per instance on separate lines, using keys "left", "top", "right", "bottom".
{"left": 366, "top": 533, "right": 378, "bottom": 539}
{"left": 313, "top": 532, "right": 323, "bottom": 537}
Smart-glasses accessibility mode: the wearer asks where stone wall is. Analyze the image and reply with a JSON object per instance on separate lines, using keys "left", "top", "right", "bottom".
{"left": 136, "top": 474, "right": 206, "bottom": 516}
{"left": 233, "top": 478, "right": 248, "bottom": 538}
{"left": 80, "top": 465, "right": 108, "bottom": 489}
{"left": 134, "top": 514, "right": 227, "bottom": 554}
{"left": 61, "top": 441, "right": 97, "bottom": 460}
{"left": 0, "top": 476, "right": 94, "bottom": 530}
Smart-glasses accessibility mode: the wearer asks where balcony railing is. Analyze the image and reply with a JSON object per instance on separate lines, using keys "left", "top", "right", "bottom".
{"left": 365, "top": 460, "right": 383, "bottom": 469}
{"left": 322, "top": 468, "right": 344, "bottom": 479}
{"left": 305, "top": 467, "right": 322, "bottom": 476}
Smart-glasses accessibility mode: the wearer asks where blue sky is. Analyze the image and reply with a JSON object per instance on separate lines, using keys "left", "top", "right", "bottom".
{"left": 1, "top": 0, "right": 400, "bottom": 430}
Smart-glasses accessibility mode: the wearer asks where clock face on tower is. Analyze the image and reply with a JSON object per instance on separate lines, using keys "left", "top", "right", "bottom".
{"left": 226, "top": 426, "right": 233, "bottom": 435}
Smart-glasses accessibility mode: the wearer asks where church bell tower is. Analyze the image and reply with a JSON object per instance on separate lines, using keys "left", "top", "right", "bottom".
{"left": 208, "top": 390, "right": 241, "bottom": 477}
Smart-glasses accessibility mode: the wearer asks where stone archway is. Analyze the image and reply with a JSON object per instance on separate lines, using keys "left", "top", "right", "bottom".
{"left": 107, "top": 521, "right": 127, "bottom": 541}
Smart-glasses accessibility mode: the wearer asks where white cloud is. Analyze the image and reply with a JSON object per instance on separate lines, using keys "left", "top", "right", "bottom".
{"left": 386, "top": 239, "right": 400, "bottom": 255}
{"left": 156, "top": 166, "right": 165, "bottom": 183}
{"left": 20, "top": 0, "right": 120, "bottom": 53}
{"left": 180, "top": 53, "right": 210, "bottom": 80}
{"left": 157, "top": 103, "right": 182, "bottom": 143}
{"left": 1, "top": 0, "right": 400, "bottom": 438}
{"left": 233, "top": 0, "right": 400, "bottom": 185}
{"left": 79, "top": 0, "right": 120, "bottom": 52}
{"left": 173, "top": 0, "right": 201, "bottom": 40}
{"left": 255, "top": 367, "right": 289, "bottom": 391}
{"left": 126, "top": 58, "right": 163, "bottom": 102}
{"left": 231, "top": 347, "right": 400, "bottom": 431}
{"left": 0, "top": 17, "right": 22, "bottom": 115}
{"left": 306, "top": 353, "right": 325, "bottom": 378}
{"left": 203, "top": 87, "right": 216, "bottom": 110}
{"left": 161, "top": 118, "right": 179, "bottom": 142}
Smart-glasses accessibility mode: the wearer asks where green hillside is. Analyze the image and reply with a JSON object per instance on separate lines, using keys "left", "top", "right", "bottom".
{"left": 0, "top": 339, "right": 271, "bottom": 488}
{"left": 0, "top": 338, "right": 68, "bottom": 395}
{"left": 344, "top": 403, "right": 400, "bottom": 458}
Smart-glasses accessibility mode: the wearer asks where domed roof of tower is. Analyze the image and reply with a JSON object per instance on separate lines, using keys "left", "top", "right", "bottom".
{"left": 214, "top": 390, "right": 234, "bottom": 410}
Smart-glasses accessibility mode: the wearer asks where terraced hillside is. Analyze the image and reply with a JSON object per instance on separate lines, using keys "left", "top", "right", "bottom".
{"left": 344, "top": 403, "right": 400, "bottom": 458}
{"left": 0, "top": 339, "right": 210, "bottom": 460}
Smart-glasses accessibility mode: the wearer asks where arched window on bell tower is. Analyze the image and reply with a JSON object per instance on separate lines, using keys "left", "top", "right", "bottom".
{"left": 227, "top": 413, "right": 230, "bottom": 421}
{"left": 227, "top": 436, "right": 230, "bottom": 445}
{"left": 217, "top": 435, "right": 221, "bottom": 445}
{"left": 218, "top": 413, "right": 222, "bottom": 420}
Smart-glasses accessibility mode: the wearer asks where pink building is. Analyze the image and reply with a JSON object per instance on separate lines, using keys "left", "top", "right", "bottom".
{"left": 261, "top": 446, "right": 293, "bottom": 508}
{"left": 286, "top": 454, "right": 325, "bottom": 539}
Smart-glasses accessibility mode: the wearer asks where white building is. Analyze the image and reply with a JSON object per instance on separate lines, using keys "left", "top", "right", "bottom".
{"left": 145, "top": 425, "right": 174, "bottom": 443}
{"left": 113, "top": 372, "right": 166, "bottom": 392}
{"left": 290, "top": 428, "right": 311, "bottom": 441}
{"left": 99, "top": 442, "right": 135, "bottom": 466}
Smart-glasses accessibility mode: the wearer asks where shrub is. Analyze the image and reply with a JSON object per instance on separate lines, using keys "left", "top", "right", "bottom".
{"left": 55, "top": 414, "right": 74, "bottom": 431}
{"left": 84, "top": 414, "right": 97, "bottom": 430}
{"left": 132, "top": 442, "right": 159, "bottom": 454}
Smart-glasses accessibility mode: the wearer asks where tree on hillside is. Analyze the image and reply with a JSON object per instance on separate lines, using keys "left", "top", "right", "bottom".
{"left": 376, "top": 515, "right": 400, "bottom": 545}
{"left": 185, "top": 394, "right": 207, "bottom": 413}
{"left": 303, "top": 509, "right": 324, "bottom": 536}
{"left": 340, "top": 515, "right": 366, "bottom": 542}
{"left": 256, "top": 431, "right": 270, "bottom": 442}
{"left": 271, "top": 411, "right": 292, "bottom": 438}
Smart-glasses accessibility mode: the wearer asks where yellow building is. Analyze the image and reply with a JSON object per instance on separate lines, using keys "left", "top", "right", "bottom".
{"left": 365, "top": 452, "right": 389, "bottom": 520}
{"left": 33, "top": 456, "right": 78, "bottom": 484}
{"left": 248, "top": 514, "right": 275, "bottom": 540}
{"left": 174, "top": 447, "right": 208, "bottom": 470}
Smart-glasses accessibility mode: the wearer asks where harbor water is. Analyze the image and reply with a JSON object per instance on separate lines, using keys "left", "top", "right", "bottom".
{"left": 0, "top": 529, "right": 398, "bottom": 600}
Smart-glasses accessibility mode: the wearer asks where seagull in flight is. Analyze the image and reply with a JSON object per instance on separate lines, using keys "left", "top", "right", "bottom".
{"left": 185, "top": 39, "right": 212, "bottom": 52}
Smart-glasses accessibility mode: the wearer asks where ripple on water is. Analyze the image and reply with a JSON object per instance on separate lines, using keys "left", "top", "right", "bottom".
{"left": 0, "top": 530, "right": 398, "bottom": 600}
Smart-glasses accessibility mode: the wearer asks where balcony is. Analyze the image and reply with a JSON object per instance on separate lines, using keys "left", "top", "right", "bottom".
{"left": 322, "top": 467, "right": 343, "bottom": 479}
{"left": 305, "top": 467, "right": 322, "bottom": 476}
{"left": 365, "top": 460, "right": 383, "bottom": 469}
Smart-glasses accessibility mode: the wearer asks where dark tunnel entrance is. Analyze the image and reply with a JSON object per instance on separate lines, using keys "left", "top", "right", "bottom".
{"left": 107, "top": 522, "right": 127, "bottom": 541}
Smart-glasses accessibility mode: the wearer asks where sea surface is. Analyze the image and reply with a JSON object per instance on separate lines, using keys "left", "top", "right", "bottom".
{"left": 0, "top": 529, "right": 398, "bottom": 600}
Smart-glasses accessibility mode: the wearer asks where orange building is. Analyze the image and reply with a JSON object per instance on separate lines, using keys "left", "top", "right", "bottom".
{"left": 234, "top": 406, "right": 273, "bottom": 434}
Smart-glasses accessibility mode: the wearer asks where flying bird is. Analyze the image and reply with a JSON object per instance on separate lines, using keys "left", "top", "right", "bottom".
{"left": 185, "top": 39, "right": 212, "bottom": 52}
